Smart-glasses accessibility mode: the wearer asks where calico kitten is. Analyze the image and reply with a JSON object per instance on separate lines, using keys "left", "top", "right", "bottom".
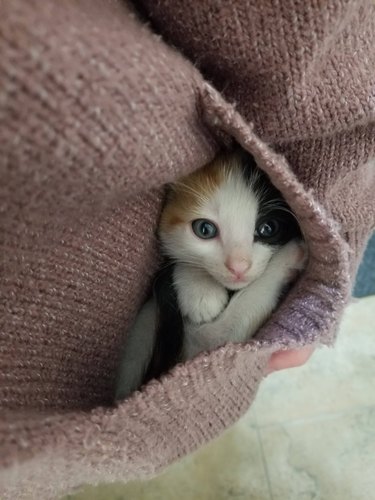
{"left": 116, "top": 151, "right": 306, "bottom": 400}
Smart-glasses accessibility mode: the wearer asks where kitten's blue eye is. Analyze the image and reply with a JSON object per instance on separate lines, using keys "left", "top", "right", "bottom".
{"left": 192, "top": 219, "right": 218, "bottom": 239}
{"left": 255, "top": 219, "right": 280, "bottom": 240}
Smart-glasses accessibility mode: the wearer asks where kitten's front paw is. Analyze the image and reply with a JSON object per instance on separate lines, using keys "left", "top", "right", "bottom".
{"left": 180, "top": 285, "right": 229, "bottom": 324}
{"left": 270, "top": 239, "right": 307, "bottom": 284}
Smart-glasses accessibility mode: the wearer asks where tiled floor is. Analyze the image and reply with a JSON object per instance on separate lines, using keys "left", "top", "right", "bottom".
{"left": 66, "top": 295, "right": 375, "bottom": 500}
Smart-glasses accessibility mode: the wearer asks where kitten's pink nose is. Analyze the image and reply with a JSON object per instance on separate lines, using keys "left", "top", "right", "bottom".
{"left": 225, "top": 256, "right": 250, "bottom": 278}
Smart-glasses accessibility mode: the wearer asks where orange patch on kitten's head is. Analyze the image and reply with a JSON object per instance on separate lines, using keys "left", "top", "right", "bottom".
{"left": 159, "top": 152, "right": 240, "bottom": 234}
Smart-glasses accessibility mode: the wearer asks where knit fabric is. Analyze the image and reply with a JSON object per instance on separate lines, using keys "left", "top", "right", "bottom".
{"left": 0, "top": 1, "right": 374, "bottom": 498}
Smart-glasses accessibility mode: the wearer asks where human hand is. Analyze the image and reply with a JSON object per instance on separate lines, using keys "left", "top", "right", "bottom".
{"left": 267, "top": 345, "right": 314, "bottom": 374}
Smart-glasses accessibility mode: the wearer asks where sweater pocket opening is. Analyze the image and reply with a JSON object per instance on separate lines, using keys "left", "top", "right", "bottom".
{"left": 115, "top": 82, "right": 351, "bottom": 405}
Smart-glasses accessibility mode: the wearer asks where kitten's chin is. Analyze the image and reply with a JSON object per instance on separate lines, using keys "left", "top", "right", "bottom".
{"left": 222, "top": 279, "right": 251, "bottom": 291}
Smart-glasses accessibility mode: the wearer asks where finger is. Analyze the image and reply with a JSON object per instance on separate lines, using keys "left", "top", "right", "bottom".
{"left": 267, "top": 346, "right": 314, "bottom": 374}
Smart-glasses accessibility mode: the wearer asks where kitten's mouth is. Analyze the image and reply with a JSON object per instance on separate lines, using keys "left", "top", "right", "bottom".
{"left": 209, "top": 270, "right": 252, "bottom": 291}
{"left": 225, "top": 277, "right": 250, "bottom": 290}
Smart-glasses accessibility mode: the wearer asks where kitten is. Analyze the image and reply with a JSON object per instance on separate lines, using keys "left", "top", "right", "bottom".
{"left": 116, "top": 151, "right": 306, "bottom": 400}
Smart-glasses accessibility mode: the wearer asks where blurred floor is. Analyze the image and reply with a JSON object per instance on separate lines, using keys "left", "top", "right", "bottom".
{"left": 66, "top": 295, "right": 375, "bottom": 500}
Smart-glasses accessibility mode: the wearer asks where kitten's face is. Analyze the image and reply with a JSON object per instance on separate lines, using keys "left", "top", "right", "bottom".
{"left": 160, "top": 154, "right": 299, "bottom": 291}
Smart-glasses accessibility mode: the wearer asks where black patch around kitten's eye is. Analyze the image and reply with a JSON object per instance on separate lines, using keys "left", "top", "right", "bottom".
{"left": 235, "top": 148, "right": 302, "bottom": 245}
{"left": 255, "top": 209, "right": 301, "bottom": 245}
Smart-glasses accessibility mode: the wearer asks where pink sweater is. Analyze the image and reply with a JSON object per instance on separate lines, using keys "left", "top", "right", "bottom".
{"left": 1, "top": 1, "right": 374, "bottom": 498}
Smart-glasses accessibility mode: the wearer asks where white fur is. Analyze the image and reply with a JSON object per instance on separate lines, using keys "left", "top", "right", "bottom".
{"left": 173, "top": 264, "right": 229, "bottom": 323}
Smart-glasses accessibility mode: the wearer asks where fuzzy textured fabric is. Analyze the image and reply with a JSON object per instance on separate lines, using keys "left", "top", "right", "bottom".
{"left": 0, "top": 0, "right": 374, "bottom": 498}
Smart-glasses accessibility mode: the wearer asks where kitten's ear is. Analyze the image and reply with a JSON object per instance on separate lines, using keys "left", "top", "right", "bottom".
{"left": 235, "top": 146, "right": 258, "bottom": 170}
{"left": 163, "top": 182, "right": 179, "bottom": 201}
{"left": 143, "top": 262, "right": 184, "bottom": 385}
